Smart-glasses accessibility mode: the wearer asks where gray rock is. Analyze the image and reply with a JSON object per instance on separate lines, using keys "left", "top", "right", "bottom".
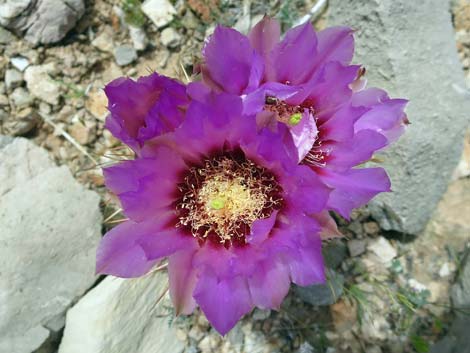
{"left": 114, "top": 45, "right": 138, "bottom": 66}
{"left": 24, "top": 63, "right": 61, "bottom": 105}
{"left": 58, "top": 272, "right": 185, "bottom": 353}
{"left": 295, "top": 270, "right": 344, "bottom": 306}
{"left": 10, "top": 87, "right": 34, "bottom": 108}
{"left": 4, "top": 68, "right": 23, "bottom": 91}
{"left": 0, "top": 0, "right": 85, "bottom": 45}
{"left": 0, "top": 26, "right": 15, "bottom": 44}
{"left": 430, "top": 317, "right": 470, "bottom": 353}
{"left": 323, "top": 240, "right": 347, "bottom": 269}
{"left": 452, "top": 249, "right": 470, "bottom": 316}
{"left": 91, "top": 29, "right": 114, "bottom": 53}
{"left": 0, "top": 138, "right": 102, "bottom": 353}
{"left": 347, "top": 239, "right": 367, "bottom": 257}
{"left": 141, "top": 0, "right": 176, "bottom": 28}
{"left": 160, "top": 27, "right": 182, "bottom": 48}
{"left": 129, "top": 25, "right": 148, "bottom": 51}
{"left": 329, "top": 0, "right": 470, "bottom": 235}
{"left": 10, "top": 56, "right": 30, "bottom": 72}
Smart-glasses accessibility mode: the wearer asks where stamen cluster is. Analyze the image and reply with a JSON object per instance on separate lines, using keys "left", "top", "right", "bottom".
{"left": 176, "top": 151, "right": 283, "bottom": 246}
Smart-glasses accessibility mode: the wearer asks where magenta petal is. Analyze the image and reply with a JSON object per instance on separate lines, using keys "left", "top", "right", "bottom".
{"left": 138, "top": 230, "right": 194, "bottom": 261}
{"left": 312, "top": 211, "right": 343, "bottom": 240}
{"left": 289, "top": 111, "right": 318, "bottom": 162}
{"left": 168, "top": 249, "right": 198, "bottom": 315}
{"left": 96, "top": 220, "right": 164, "bottom": 277}
{"left": 270, "top": 22, "right": 318, "bottom": 84}
{"left": 248, "top": 259, "right": 290, "bottom": 309}
{"left": 104, "top": 149, "right": 186, "bottom": 222}
{"left": 249, "top": 16, "right": 281, "bottom": 57}
{"left": 202, "top": 25, "right": 262, "bottom": 94}
{"left": 320, "top": 168, "right": 391, "bottom": 218}
{"left": 326, "top": 129, "right": 388, "bottom": 169}
{"left": 194, "top": 273, "right": 253, "bottom": 335}
{"left": 354, "top": 98, "right": 408, "bottom": 143}
{"left": 320, "top": 104, "right": 368, "bottom": 142}
{"left": 104, "top": 73, "right": 186, "bottom": 151}
{"left": 312, "top": 26, "right": 354, "bottom": 70}
{"left": 247, "top": 210, "right": 279, "bottom": 245}
{"left": 287, "top": 236, "right": 325, "bottom": 286}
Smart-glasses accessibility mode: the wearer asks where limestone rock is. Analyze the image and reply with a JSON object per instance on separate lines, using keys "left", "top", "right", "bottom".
{"left": 24, "top": 63, "right": 61, "bottom": 105}
{"left": 0, "top": 0, "right": 85, "bottom": 45}
{"left": 141, "top": 0, "right": 176, "bottom": 28}
{"left": 0, "top": 138, "right": 102, "bottom": 353}
{"left": 161, "top": 27, "right": 182, "bottom": 48}
{"left": 329, "top": 0, "right": 470, "bottom": 234}
{"left": 452, "top": 249, "right": 470, "bottom": 316}
{"left": 58, "top": 272, "right": 185, "bottom": 353}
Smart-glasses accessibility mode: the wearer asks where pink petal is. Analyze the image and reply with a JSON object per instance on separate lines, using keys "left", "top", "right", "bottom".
{"left": 202, "top": 25, "right": 263, "bottom": 94}
{"left": 313, "top": 211, "right": 343, "bottom": 240}
{"left": 289, "top": 111, "right": 318, "bottom": 162}
{"left": 312, "top": 26, "right": 354, "bottom": 70}
{"left": 320, "top": 168, "right": 391, "bottom": 218}
{"left": 194, "top": 272, "right": 253, "bottom": 335}
{"left": 248, "top": 259, "right": 290, "bottom": 310}
{"left": 270, "top": 22, "right": 318, "bottom": 84}
{"left": 168, "top": 249, "right": 198, "bottom": 315}
{"left": 249, "top": 16, "right": 281, "bottom": 57}
{"left": 96, "top": 219, "right": 167, "bottom": 277}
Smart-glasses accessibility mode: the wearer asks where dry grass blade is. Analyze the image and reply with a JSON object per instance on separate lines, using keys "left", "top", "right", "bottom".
{"left": 39, "top": 112, "right": 99, "bottom": 166}
{"left": 103, "top": 208, "right": 123, "bottom": 223}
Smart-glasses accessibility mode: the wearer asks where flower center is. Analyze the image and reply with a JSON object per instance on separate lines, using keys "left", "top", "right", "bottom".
{"left": 176, "top": 150, "right": 283, "bottom": 247}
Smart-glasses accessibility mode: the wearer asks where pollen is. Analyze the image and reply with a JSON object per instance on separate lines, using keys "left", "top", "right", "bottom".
{"left": 176, "top": 151, "right": 283, "bottom": 246}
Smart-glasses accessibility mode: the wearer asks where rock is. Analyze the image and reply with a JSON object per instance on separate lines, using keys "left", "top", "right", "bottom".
{"left": 452, "top": 130, "right": 470, "bottom": 180}
{"left": 430, "top": 316, "right": 470, "bottom": 353}
{"left": 129, "top": 25, "right": 148, "bottom": 51}
{"left": 0, "top": 0, "right": 85, "bottom": 45}
{"left": 160, "top": 27, "right": 182, "bottom": 48}
{"left": 91, "top": 29, "right": 114, "bottom": 53}
{"left": 348, "top": 239, "right": 367, "bottom": 257}
{"left": 85, "top": 88, "right": 108, "bottom": 121}
{"left": 4, "top": 68, "right": 23, "bottom": 91}
{"left": 114, "top": 45, "right": 138, "bottom": 66}
{"left": 24, "top": 63, "right": 61, "bottom": 105}
{"left": 10, "top": 87, "right": 34, "bottom": 108}
{"left": 2, "top": 109, "right": 39, "bottom": 136}
{"left": 141, "top": 0, "right": 176, "bottom": 28}
{"left": 323, "top": 240, "right": 348, "bottom": 269}
{"left": 58, "top": 272, "right": 185, "bottom": 353}
{"left": 0, "top": 94, "right": 8, "bottom": 107}
{"left": 10, "top": 56, "right": 30, "bottom": 72}
{"left": 69, "top": 122, "right": 94, "bottom": 145}
{"left": 295, "top": 270, "right": 344, "bottom": 306}
{"left": 329, "top": 0, "right": 470, "bottom": 235}
{"left": 0, "top": 26, "right": 15, "bottom": 44}
{"left": 367, "top": 237, "right": 397, "bottom": 264}
{"left": 0, "top": 138, "right": 101, "bottom": 353}
{"left": 331, "top": 299, "right": 357, "bottom": 332}
{"left": 452, "top": 249, "right": 470, "bottom": 316}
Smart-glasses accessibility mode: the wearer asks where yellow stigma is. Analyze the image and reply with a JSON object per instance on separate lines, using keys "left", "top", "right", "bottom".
{"left": 289, "top": 112, "right": 302, "bottom": 125}
{"left": 209, "top": 198, "right": 225, "bottom": 210}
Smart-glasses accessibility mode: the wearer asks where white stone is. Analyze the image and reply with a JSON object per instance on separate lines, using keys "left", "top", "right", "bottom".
{"left": 10, "top": 56, "right": 30, "bottom": 72}
{"left": 24, "top": 63, "right": 61, "bottom": 105}
{"left": 59, "top": 272, "right": 184, "bottom": 353}
{"left": 160, "top": 27, "right": 182, "bottom": 48}
{"left": 129, "top": 25, "right": 148, "bottom": 51}
{"left": 0, "top": 138, "right": 102, "bottom": 353}
{"left": 141, "top": 0, "right": 176, "bottom": 28}
{"left": 4, "top": 68, "right": 23, "bottom": 91}
{"left": 367, "top": 237, "right": 397, "bottom": 264}
{"left": 91, "top": 30, "right": 114, "bottom": 53}
{"left": 439, "top": 262, "right": 452, "bottom": 278}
